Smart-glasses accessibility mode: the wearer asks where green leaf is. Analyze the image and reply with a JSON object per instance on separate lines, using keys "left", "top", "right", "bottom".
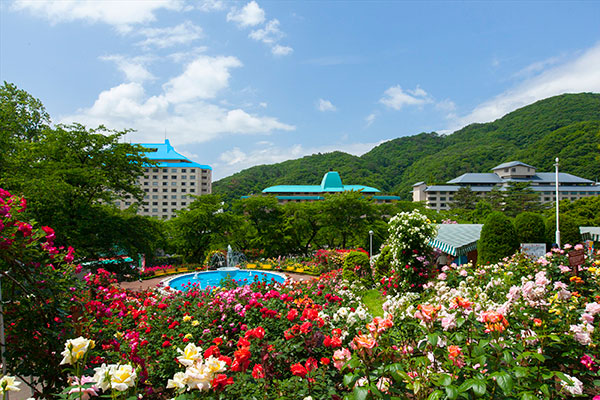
{"left": 540, "top": 384, "right": 550, "bottom": 397}
{"left": 427, "top": 390, "right": 445, "bottom": 400}
{"left": 492, "top": 372, "right": 514, "bottom": 394}
{"left": 520, "top": 392, "right": 537, "bottom": 400}
{"left": 458, "top": 379, "right": 474, "bottom": 393}
{"left": 513, "top": 366, "right": 528, "bottom": 378}
{"left": 471, "top": 379, "right": 487, "bottom": 396}
{"left": 353, "top": 387, "right": 369, "bottom": 400}
{"left": 344, "top": 373, "right": 358, "bottom": 387}
{"left": 437, "top": 374, "right": 453, "bottom": 387}
{"left": 445, "top": 385, "right": 459, "bottom": 400}
{"left": 428, "top": 333, "right": 439, "bottom": 346}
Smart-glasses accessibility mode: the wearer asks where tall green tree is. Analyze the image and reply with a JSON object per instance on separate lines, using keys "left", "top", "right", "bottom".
{"left": 319, "top": 191, "right": 377, "bottom": 249}
{"left": 169, "top": 195, "right": 233, "bottom": 262}
{"left": 233, "top": 195, "right": 286, "bottom": 256}
{"left": 450, "top": 186, "right": 478, "bottom": 210}
{"left": 503, "top": 181, "right": 544, "bottom": 217}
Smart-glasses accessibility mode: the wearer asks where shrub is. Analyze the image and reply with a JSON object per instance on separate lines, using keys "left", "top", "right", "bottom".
{"left": 372, "top": 245, "right": 393, "bottom": 282}
{"left": 514, "top": 212, "right": 546, "bottom": 244}
{"left": 545, "top": 213, "right": 582, "bottom": 246}
{"left": 477, "top": 212, "right": 519, "bottom": 264}
{"left": 342, "top": 250, "right": 372, "bottom": 286}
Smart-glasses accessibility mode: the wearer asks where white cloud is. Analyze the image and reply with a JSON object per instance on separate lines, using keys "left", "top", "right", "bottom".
{"left": 60, "top": 55, "right": 295, "bottom": 146}
{"left": 12, "top": 0, "right": 184, "bottom": 32}
{"left": 317, "top": 99, "right": 337, "bottom": 112}
{"left": 101, "top": 55, "right": 155, "bottom": 83}
{"left": 163, "top": 56, "right": 243, "bottom": 103}
{"left": 215, "top": 140, "right": 381, "bottom": 179}
{"left": 259, "top": 102, "right": 268, "bottom": 108}
{"left": 227, "top": 1, "right": 265, "bottom": 28}
{"left": 365, "top": 113, "right": 377, "bottom": 127}
{"left": 272, "top": 44, "right": 293, "bottom": 56}
{"left": 137, "top": 21, "right": 203, "bottom": 48}
{"left": 379, "top": 85, "right": 433, "bottom": 110}
{"left": 249, "top": 19, "right": 283, "bottom": 44}
{"left": 198, "top": 0, "right": 225, "bottom": 12}
{"left": 457, "top": 42, "right": 600, "bottom": 128}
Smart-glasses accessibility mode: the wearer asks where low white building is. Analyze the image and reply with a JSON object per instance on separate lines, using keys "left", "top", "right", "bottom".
{"left": 413, "top": 161, "right": 600, "bottom": 211}
{"left": 115, "top": 139, "right": 212, "bottom": 219}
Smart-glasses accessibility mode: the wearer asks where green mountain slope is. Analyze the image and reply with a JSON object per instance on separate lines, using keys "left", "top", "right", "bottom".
{"left": 213, "top": 93, "right": 600, "bottom": 202}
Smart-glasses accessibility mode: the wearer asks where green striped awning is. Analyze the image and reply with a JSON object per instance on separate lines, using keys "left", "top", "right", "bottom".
{"left": 428, "top": 224, "right": 483, "bottom": 256}
{"left": 580, "top": 226, "right": 600, "bottom": 242}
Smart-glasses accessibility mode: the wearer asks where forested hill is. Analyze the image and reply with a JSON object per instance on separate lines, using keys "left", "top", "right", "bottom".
{"left": 213, "top": 93, "right": 600, "bottom": 202}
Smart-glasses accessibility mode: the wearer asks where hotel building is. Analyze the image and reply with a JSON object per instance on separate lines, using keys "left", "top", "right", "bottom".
{"left": 413, "top": 161, "right": 600, "bottom": 211}
{"left": 115, "top": 139, "right": 212, "bottom": 219}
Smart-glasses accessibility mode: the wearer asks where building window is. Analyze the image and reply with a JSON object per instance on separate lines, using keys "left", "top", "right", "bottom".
{"left": 182, "top": 189, "right": 187, "bottom": 193}
{"left": 171, "top": 189, "right": 177, "bottom": 192}
{"left": 153, "top": 168, "right": 158, "bottom": 172}
{"left": 163, "top": 195, "right": 168, "bottom": 199}
{"left": 152, "top": 208, "right": 158, "bottom": 213}
{"left": 152, "top": 188, "right": 158, "bottom": 192}
{"left": 152, "top": 182, "right": 158, "bottom": 186}
{"left": 182, "top": 175, "right": 187, "bottom": 180}
{"left": 181, "top": 182, "right": 186, "bottom": 186}
{"left": 182, "top": 202, "right": 187, "bottom": 206}
{"left": 144, "top": 195, "right": 149, "bottom": 199}
{"left": 171, "top": 182, "right": 177, "bottom": 186}
{"left": 182, "top": 169, "right": 187, "bottom": 172}
{"left": 162, "top": 175, "right": 168, "bottom": 179}
{"left": 144, "top": 189, "right": 149, "bottom": 193}
{"left": 172, "top": 169, "right": 177, "bottom": 173}
{"left": 511, "top": 168, "right": 516, "bottom": 172}
{"left": 152, "top": 175, "right": 157, "bottom": 179}
{"left": 171, "top": 175, "right": 177, "bottom": 179}
{"left": 171, "top": 202, "right": 177, "bottom": 206}
{"left": 172, "top": 195, "right": 177, "bottom": 199}
{"left": 504, "top": 168, "right": 508, "bottom": 172}
{"left": 152, "top": 195, "right": 158, "bottom": 199}
{"left": 152, "top": 202, "right": 158, "bottom": 205}
{"left": 190, "top": 169, "right": 195, "bottom": 172}
{"left": 190, "top": 189, "right": 195, "bottom": 193}
{"left": 190, "top": 176, "right": 196, "bottom": 180}
{"left": 190, "top": 182, "right": 196, "bottom": 186}
{"left": 440, "top": 197, "right": 446, "bottom": 201}
{"left": 144, "top": 182, "right": 148, "bottom": 186}
{"left": 144, "top": 168, "right": 149, "bottom": 172}
{"left": 429, "top": 203, "right": 437, "bottom": 208}
{"left": 163, "top": 189, "right": 168, "bottom": 192}
{"left": 440, "top": 203, "right": 446, "bottom": 207}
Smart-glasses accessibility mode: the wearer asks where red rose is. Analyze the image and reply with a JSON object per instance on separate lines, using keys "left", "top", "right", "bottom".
{"left": 290, "top": 363, "right": 307, "bottom": 377}
{"left": 252, "top": 363, "right": 265, "bottom": 379}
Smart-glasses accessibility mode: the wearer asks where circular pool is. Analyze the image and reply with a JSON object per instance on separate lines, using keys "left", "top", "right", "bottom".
{"left": 166, "top": 268, "right": 286, "bottom": 291}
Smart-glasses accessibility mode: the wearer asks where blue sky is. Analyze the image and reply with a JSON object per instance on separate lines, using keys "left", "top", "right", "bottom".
{"left": 1, "top": 1, "right": 599, "bottom": 180}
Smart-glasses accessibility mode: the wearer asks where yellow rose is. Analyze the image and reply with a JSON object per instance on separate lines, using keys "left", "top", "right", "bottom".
{"left": 183, "top": 315, "right": 192, "bottom": 322}
{"left": 192, "top": 320, "right": 200, "bottom": 326}
{"left": 110, "top": 364, "right": 137, "bottom": 392}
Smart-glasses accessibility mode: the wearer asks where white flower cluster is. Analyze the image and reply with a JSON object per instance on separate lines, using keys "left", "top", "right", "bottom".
{"left": 386, "top": 210, "right": 437, "bottom": 268}
{"left": 332, "top": 304, "right": 371, "bottom": 327}
{"left": 382, "top": 292, "right": 420, "bottom": 319}
{"left": 167, "top": 343, "right": 227, "bottom": 392}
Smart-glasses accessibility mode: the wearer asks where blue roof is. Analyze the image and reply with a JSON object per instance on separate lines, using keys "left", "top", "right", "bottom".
{"left": 534, "top": 172, "right": 593, "bottom": 184}
{"left": 447, "top": 173, "right": 503, "bottom": 184}
{"left": 263, "top": 171, "right": 380, "bottom": 194}
{"left": 139, "top": 139, "right": 212, "bottom": 170}
{"left": 493, "top": 161, "right": 535, "bottom": 170}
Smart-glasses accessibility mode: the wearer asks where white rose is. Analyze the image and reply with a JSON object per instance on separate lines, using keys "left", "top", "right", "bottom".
{"left": 110, "top": 364, "right": 137, "bottom": 392}
{"left": 60, "top": 337, "right": 95, "bottom": 365}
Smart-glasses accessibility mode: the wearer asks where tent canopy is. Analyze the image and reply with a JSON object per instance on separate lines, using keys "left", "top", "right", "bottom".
{"left": 429, "top": 224, "right": 483, "bottom": 257}
{"left": 580, "top": 226, "right": 600, "bottom": 242}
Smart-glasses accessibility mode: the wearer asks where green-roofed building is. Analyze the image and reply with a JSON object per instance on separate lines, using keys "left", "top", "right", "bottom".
{"left": 261, "top": 171, "right": 400, "bottom": 203}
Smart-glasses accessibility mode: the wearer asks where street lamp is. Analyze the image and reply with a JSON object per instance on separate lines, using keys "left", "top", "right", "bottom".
{"left": 554, "top": 157, "right": 561, "bottom": 248}
{"left": 369, "top": 230, "right": 374, "bottom": 257}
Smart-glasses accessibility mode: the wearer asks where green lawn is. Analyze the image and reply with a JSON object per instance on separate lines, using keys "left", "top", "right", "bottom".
{"left": 361, "top": 289, "right": 384, "bottom": 317}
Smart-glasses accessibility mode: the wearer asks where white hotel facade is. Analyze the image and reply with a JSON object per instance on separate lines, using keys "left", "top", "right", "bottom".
{"left": 413, "top": 161, "right": 600, "bottom": 211}
{"left": 115, "top": 139, "right": 212, "bottom": 219}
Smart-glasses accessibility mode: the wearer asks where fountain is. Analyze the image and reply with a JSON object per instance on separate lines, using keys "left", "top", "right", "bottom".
{"left": 220, "top": 245, "right": 246, "bottom": 270}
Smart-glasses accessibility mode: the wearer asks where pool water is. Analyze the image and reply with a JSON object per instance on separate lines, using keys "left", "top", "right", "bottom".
{"left": 167, "top": 269, "right": 286, "bottom": 291}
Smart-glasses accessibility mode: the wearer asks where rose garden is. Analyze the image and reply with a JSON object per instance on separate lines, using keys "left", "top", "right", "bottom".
{"left": 2, "top": 187, "right": 600, "bottom": 400}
